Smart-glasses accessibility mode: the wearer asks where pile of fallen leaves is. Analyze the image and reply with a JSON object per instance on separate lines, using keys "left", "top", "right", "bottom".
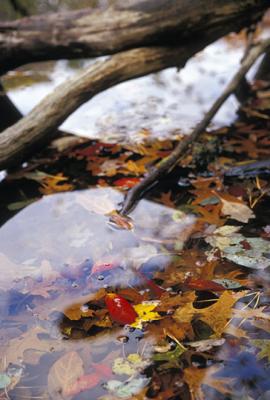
{"left": 0, "top": 82, "right": 270, "bottom": 400}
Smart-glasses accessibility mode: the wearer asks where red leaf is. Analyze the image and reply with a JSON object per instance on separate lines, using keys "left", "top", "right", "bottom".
{"left": 240, "top": 240, "right": 252, "bottom": 250}
{"left": 91, "top": 261, "right": 120, "bottom": 276}
{"left": 105, "top": 293, "right": 138, "bottom": 325}
{"left": 184, "top": 277, "right": 226, "bottom": 291}
{"left": 135, "top": 269, "right": 166, "bottom": 299}
{"left": 113, "top": 177, "right": 141, "bottom": 188}
{"left": 65, "top": 372, "right": 100, "bottom": 396}
{"left": 93, "top": 363, "right": 112, "bottom": 378}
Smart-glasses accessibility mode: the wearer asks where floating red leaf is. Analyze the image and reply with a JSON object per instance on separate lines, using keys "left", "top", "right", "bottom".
{"left": 105, "top": 293, "right": 138, "bottom": 325}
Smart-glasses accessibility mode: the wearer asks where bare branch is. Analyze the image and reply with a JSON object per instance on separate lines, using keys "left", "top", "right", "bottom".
{"left": 120, "top": 38, "right": 270, "bottom": 215}
{"left": 0, "top": 44, "right": 205, "bottom": 170}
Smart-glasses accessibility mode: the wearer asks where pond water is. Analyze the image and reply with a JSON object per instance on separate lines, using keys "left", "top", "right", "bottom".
{"left": 0, "top": 123, "right": 269, "bottom": 399}
{"left": 3, "top": 39, "right": 244, "bottom": 142}
{"left": 1, "top": 2, "right": 270, "bottom": 400}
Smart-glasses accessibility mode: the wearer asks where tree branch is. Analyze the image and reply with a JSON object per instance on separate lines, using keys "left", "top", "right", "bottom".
{"left": 120, "top": 38, "right": 270, "bottom": 215}
{"left": 0, "top": 44, "right": 207, "bottom": 170}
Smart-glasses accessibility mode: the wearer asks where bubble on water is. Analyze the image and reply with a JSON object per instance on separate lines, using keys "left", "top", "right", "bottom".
{"left": 80, "top": 304, "right": 89, "bottom": 313}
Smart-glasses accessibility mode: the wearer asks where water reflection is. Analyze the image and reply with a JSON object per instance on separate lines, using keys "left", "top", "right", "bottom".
{"left": 0, "top": 188, "right": 195, "bottom": 398}
{"left": 4, "top": 39, "right": 242, "bottom": 143}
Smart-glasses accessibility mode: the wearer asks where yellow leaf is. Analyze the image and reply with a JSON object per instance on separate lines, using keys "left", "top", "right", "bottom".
{"left": 131, "top": 301, "right": 162, "bottom": 329}
{"left": 39, "top": 173, "right": 73, "bottom": 195}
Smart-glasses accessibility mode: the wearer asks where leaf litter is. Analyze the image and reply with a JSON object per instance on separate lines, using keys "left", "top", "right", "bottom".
{"left": 0, "top": 47, "right": 270, "bottom": 400}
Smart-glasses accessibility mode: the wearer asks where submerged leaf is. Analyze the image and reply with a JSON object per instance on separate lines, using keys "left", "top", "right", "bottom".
{"left": 104, "top": 377, "right": 150, "bottom": 398}
{"left": 0, "top": 374, "right": 11, "bottom": 389}
{"left": 251, "top": 339, "right": 270, "bottom": 362}
{"left": 48, "top": 351, "right": 84, "bottom": 398}
{"left": 206, "top": 226, "right": 270, "bottom": 269}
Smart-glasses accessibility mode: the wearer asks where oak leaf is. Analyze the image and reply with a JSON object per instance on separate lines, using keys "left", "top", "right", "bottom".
{"left": 174, "top": 291, "right": 245, "bottom": 338}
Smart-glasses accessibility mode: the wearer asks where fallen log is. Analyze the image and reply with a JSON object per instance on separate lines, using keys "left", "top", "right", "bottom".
{"left": 0, "top": 0, "right": 268, "bottom": 75}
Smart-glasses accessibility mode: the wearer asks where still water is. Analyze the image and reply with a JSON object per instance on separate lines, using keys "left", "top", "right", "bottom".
{"left": 0, "top": 1, "right": 270, "bottom": 399}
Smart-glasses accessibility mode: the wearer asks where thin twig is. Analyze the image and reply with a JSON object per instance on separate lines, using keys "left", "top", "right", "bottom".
{"left": 120, "top": 38, "right": 270, "bottom": 215}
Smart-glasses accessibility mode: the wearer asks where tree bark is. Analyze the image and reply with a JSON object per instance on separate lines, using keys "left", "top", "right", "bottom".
{"left": 0, "top": 0, "right": 268, "bottom": 75}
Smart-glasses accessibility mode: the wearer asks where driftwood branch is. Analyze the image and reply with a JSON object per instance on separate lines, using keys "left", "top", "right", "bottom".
{"left": 0, "top": 44, "right": 206, "bottom": 169}
{"left": 0, "top": 0, "right": 268, "bottom": 75}
{"left": 120, "top": 38, "right": 270, "bottom": 215}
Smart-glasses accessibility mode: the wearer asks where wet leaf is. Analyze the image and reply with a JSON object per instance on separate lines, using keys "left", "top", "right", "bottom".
{"left": 64, "top": 372, "right": 101, "bottom": 397}
{"left": 39, "top": 173, "right": 73, "bottom": 194}
{"left": 105, "top": 293, "right": 138, "bottom": 325}
{"left": 153, "top": 343, "right": 186, "bottom": 367}
{"left": 174, "top": 291, "right": 245, "bottom": 338}
{"left": 183, "top": 277, "right": 226, "bottom": 291}
{"left": 105, "top": 377, "right": 150, "bottom": 398}
{"left": 7, "top": 197, "right": 38, "bottom": 210}
{"left": 0, "top": 374, "right": 11, "bottom": 389}
{"left": 218, "top": 194, "right": 255, "bottom": 223}
{"left": 76, "top": 192, "right": 115, "bottom": 215}
{"left": 187, "top": 338, "right": 225, "bottom": 352}
{"left": 206, "top": 226, "right": 270, "bottom": 269}
{"left": 131, "top": 301, "right": 162, "bottom": 329}
{"left": 183, "top": 365, "right": 233, "bottom": 399}
{"left": 48, "top": 351, "right": 84, "bottom": 398}
{"left": 112, "top": 354, "right": 149, "bottom": 376}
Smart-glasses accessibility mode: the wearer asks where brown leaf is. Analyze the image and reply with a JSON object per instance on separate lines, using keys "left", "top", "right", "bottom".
{"left": 48, "top": 351, "right": 84, "bottom": 399}
{"left": 183, "top": 365, "right": 233, "bottom": 399}
{"left": 174, "top": 291, "right": 246, "bottom": 338}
